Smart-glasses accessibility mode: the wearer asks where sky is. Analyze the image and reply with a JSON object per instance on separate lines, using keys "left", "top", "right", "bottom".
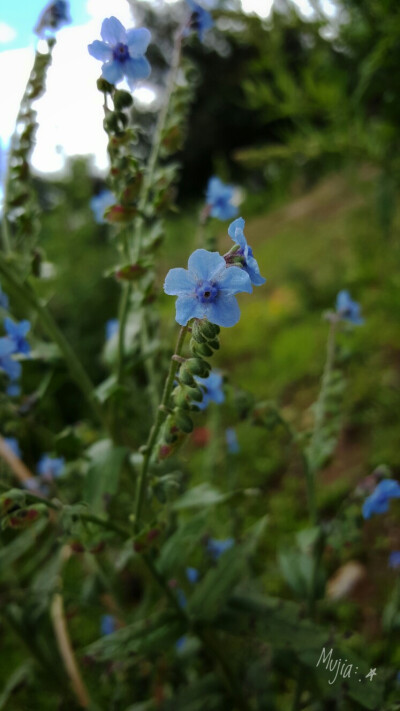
{"left": 0, "top": 0, "right": 337, "bottom": 176}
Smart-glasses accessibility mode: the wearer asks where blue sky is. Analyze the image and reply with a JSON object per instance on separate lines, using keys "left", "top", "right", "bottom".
{"left": 0, "top": 1, "right": 91, "bottom": 50}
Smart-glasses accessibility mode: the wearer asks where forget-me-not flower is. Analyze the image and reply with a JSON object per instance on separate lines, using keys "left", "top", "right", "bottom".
{"left": 389, "top": 551, "right": 400, "bottom": 570}
{"left": 227, "top": 218, "right": 266, "bottom": 287}
{"left": 336, "top": 290, "right": 364, "bottom": 325}
{"left": 186, "top": 567, "right": 199, "bottom": 584}
{"left": 362, "top": 479, "right": 400, "bottom": 519}
{"left": 195, "top": 371, "right": 224, "bottom": 410}
{"left": 4, "top": 318, "right": 31, "bottom": 356}
{"left": 0, "top": 337, "right": 21, "bottom": 394}
{"left": 105, "top": 319, "right": 119, "bottom": 341}
{"left": 35, "top": 0, "right": 71, "bottom": 36}
{"left": 37, "top": 454, "right": 65, "bottom": 480}
{"left": 101, "top": 614, "right": 116, "bottom": 636}
{"left": 206, "top": 177, "right": 238, "bottom": 221}
{"left": 4, "top": 437, "right": 21, "bottom": 459}
{"left": 88, "top": 17, "right": 151, "bottom": 89}
{"left": 91, "top": 190, "right": 115, "bottom": 224}
{"left": 225, "top": 427, "right": 240, "bottom": 454}
{"left": 186, "top": 0, "right": 213, "bottom": 42}
{"left": 207, "top": 537, "right": 234, "bottom": 560}
{"left": 164, "top": 249, "right": 251, "bottom": 327}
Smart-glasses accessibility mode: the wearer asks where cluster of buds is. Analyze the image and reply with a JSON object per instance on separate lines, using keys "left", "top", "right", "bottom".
{"left": 159, "top": 319, "right": 220, "bottom": 459}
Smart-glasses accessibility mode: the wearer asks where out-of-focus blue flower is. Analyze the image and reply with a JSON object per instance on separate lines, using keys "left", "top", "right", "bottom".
{"left": 37, "top": 454, "right": 65, "bottom": 480}
{"left": 362, "top": 479, "right": 400, "bottom": 519}
{"left": 91, "top": 190, "right": 115, "bottom": 224}
{"left": 336, "top": 290, "right": 364, "bottom": 325}
{"left": 227, "top": 218, "right": 266, "bottom": 287}
{"left": 175, "top": 635, "right": 187, "bottom": 651}
{"left": 164, "top": 249, "right": 251, "bottom": 327}
{"left": 186, "top": 0, "right": 213, "bottom": 41}
{"left": 205, "top": 177, "right": 238, "bottom": 221}
{"left": 389, "top": 551, "right": 400, "bottom": 570}
{"left": 105, "top": 319, "right": 119, "bottom": 341}
{"left": 225, "top": 427, "right": 240, "bottom": 454}
{"left": 88, "top": 17, "right": 151, "bottom": 89}
{"left": 186, "top": 567, "right": 199, "bottom": 584}
{"left": 0, "top": 337, "right": 22, "bottom": 395}
{"left": 4, "top": 437, "right": 21, "bottom": 458}
{"left": 35, "top": 0, "right": 71, "bottom": 36}
{"left": 101, "top": 614, "right": 116, "bottom": 636}
{"left": 177, "top": 589, "right": 187, "bottom": 609}
{"left": 195, "top": 371, "right": 224, "bottom": 410}
{"left": 0, "top": 285, "right": 8, "bottom": 310}
{"left": 4, "top": 318, "right": 31, "bottom": 355}
{"left": 6, "top": 383, "right": 21, "bottom": 397}
{"left": 207, "top": 537, "right": 234, "bottom": 560}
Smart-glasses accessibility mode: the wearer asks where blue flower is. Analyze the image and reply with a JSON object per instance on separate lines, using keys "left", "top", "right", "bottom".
{"left": 362, "top": 479, "right": 400, "bottom": 519}
{"left": 35, "top": 0, "right": 71, "bottom": 36}
{"left": 227, "top": 218, "right": 266, "bottom": 287}
{"left": 205, "top": 177, "right": 238, "bottom": 221}
{"left": 177, "top": 588, "right": 187, "bottom": 609}
{"left": 389, "top": 551, "right": 400, "bottom": 570}
{"left": 101, "top": 614, "right": 116, "bottom": 636}
{"left": 336, "top": 290, "right": 364, "bottom": 325}
{"left": 0, "top": 285, "right": 8, "bottom": 310}
{"left": 105, "top": 319, "right": 119, "bottom": 341}
{"left": 186, "top": 0, "right": 214, "bottom": 42}
{"left": 88, "top": 17, "right": 151, "bottom": 89}
{"left": 207, "top": 537, "right": 234, "bottom": 560}
{"left": 175, "top": 635, "right": 187, "bottom": 651}
{"left": 91, "top": 190, "right": 115, "bottom": 224}
{"left": 186, "top": 567, "right": 199, "bottom": 584}
{"left": 195, "top": 371, "right": 224, "bottom": 410}
{"left": 6, "top": 383, "right": 21, "bottom": 397}
{"left": 164, "top": 249, "right": 251, "bottom": 327}
{"left": 0, "top": 337, "right": 21, "bottom": 393}
{"left": 4, "top": 318, "right": 31, "bottom": 355}
{"left": 225, "top": 427, "right": 240, "bottom": 454}
{"left": 37, "top": 454, "right": 65, "bottom": 480}
{"left": 4, "top": 437, "right": 21, "bottom": 458}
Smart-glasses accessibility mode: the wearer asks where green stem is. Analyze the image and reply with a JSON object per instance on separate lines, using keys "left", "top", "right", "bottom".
{"left": 133, "top": 326, "right": 188, "bottom": 532}
{"left": 140, "top": 312, "right": 159, "bottom": 416}
{"left": 0, "top": 256, "right": 106, "bottom": 428}
{"left": 117, "top": 282, "right": 132, "bottom": 385}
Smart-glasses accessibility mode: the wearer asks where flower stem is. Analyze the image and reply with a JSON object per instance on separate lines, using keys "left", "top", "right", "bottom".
{"left": 133, "top": 326, "right": 188, "bottom": 532}
{"left": 0, "top": 256, "right": 106, "bottom": 428}
{"left": 117, "top": 282, "right": 132, "bottom": 385}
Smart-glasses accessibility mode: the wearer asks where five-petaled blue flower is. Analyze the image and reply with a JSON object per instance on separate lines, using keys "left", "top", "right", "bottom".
{"left": 91, "top": 190, "right": 115, "bottom": 224}
{"left": 164, "top": 249, "right": 251, "bottom": 327}
{"left": 35, "top": 0, "right": 71, "bottom": 36}
{"left": 186, "top": 567, "right": 199, "bottom": 584}
{"left": 4, "top": 437, "right": 21, "bottom": 459}
{"left": 227, "top": 218, "right": 266, "bottom": 287}
{"left": 195, "top": 371, "right": 224, "bottom": 410}
{"left": 336, "top": 290, "right": 364, "bottom": 325}
{"left": 206, "top": 177, "right": 238, "bottom": 221}
{"left": 362, "top": 479, "right": 400, "bottom": 519}
{"left": 389, "top": 551, "right": 400, "bottom": 570}
{"left": 37, "top": 454, "right": 65, "bottom": 480}
{"left": 225, "top": 427, "right": 240, "bottom": 454}
{"left": 88, "top": 17, "right": 151, "bottom": 89}
{"left": 105, "top": 319, "right": 119, "bottom": 341}
{"left": 101, "top": 614, "right": 116, "bottom": 636}
{"left": 4, "top": 318, "right": 31, "bottom": 355}
{"left": 207, "top": 537, "right": 234, "bottom": 560}
{"left": 186, "top": 0, "right": 214, "bottom": 42}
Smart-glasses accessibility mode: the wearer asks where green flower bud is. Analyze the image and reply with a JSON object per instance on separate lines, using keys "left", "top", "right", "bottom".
{"left": 208, "top": 338, "right": 220, "bottom": 350}
{"left": 174, "top": 409, "right": 194, "bottom": 434}
{"left": 179, "top": 368, "right": 196, "bottom": 387}
{"left": 97, "top": 78, "right": 114, "bottom": 93}
{"left": 191, "top": 341, "right": 213, "bottom": 358}
{"left": 185, "top": 358, "right": 209, "bottom": 377}
{"left": 200, "top": 321, "right": 220, "bottom": 339}
{"left": 174, "top": 389, "right": 191, "bottom": 410}
{"left": 113, "top": 89, "right": 133, "bottom": 109}
{"left": 191, "top": 320, "right": 208, "bottom": 344}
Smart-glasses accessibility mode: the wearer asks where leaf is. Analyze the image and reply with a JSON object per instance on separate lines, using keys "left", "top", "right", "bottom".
{"left": 83, "top": 439, "right": 128, "bottom": 514}
{"left": 0, "top": 661, "right": 33, "bottom": 709}
{"left": 161, "top": 674, "right": 223, "bottom": 711}
{"left": 217, "top": 595, "right": 384, "bottom": 710}
{"left": 157, "top": 512, "right": 209, "bottom": 575}
{"left": 0, "top": 518, "right": 48, "bottom": 569}
{"left": 188, "top": 517, "right": 267, "bottom": 621}
{"left": 172, "top": 484, "right": 234, "bottom": 511}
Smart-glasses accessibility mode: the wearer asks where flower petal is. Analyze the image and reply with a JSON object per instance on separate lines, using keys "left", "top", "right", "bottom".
{"left": 187, "top": 249, "right": 226, "bottom": 282}
{"left": 124, "top": 57, "right": 151, "bottom": 84}
{"left": 88, "top": 40, "right": 113, "bottom": 61}
{"left": 101, "top": 16, "right": 127, "bottom": 45}
{"left": 101, "top": 61, "right": 124, "bottom": 85}
{"left": 175, "top": 295, "right": 204, "bottom": 325}
{"left": 0, "top": 337, "right": 15, "bottom": 357}
{"left": 228, "top": 217, "right": 246, "bottom": 248}
{"left": 127, "top": 27, "right": 151, "bottom": 56}
{"left": 164, "top": 268, "right": 196, "bottom": 296}
{"left": 218, "top": 265, "right": 252, "bottom": 294}
{"left": 207, "top": 294, "right": 241, "bottom": 327}
{"left": 246, "top": 255, "right": 266, "bottom": 286}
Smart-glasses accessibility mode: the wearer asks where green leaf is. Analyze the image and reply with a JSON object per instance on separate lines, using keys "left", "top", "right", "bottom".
{"left": 83, "top": 439, "right": 128, "bottom": 514}
{"left": 157, "top": 512, "right": 208, "bottom": 574}
{"left": 161, "top": 675, "right": 223, "bottom": 711}
{"left": 0, "top": 661, "right": 33, "bottom": 709}
{"left": 0, "top": 518, "right": 48, "bottom": 569}
{"left": 172, "top": 483, "right": 234, "bottom": 511}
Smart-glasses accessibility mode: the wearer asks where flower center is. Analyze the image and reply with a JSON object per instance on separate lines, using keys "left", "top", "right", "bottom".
{"left": 196, "top": 280, "right": 218, "bottom": 304}
{"left": 113, "top": 43, "right": 130, "bottom": 63}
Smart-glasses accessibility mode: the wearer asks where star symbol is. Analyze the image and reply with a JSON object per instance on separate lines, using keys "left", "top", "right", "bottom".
{"left": 365, "top": 668, "right": 377, "bottom": 681}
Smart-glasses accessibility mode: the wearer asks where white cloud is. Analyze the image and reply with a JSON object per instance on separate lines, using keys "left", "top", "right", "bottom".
{"left": 0, "top": 22, "right": 17, "bottom": 44}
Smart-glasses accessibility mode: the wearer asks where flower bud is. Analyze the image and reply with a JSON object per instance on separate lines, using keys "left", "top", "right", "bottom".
{"left": 185, "top": 357, "right": 209, "bottom": 377}
{"left": 208, "top": 338, "right": 220, "bottom": 350}
{"left": 174, "top": 409, "right": 194, "bottom": 434}
{"left": 191, "top": 341, "right": 213, "bottom": 358}
{"left": 179, "top": 367, "right": 196, "bottom": 387}
{"left": 97, "top": 77, "right": 113, "bottom": 93}
{"left": 200, "top": 321, "right": 220, "bottom": 339}
{"left": 113, "top": 89, "right": 133, "bottom": 109}
{"left": 191, "top": 320, "right": 208, "bottom": 344}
